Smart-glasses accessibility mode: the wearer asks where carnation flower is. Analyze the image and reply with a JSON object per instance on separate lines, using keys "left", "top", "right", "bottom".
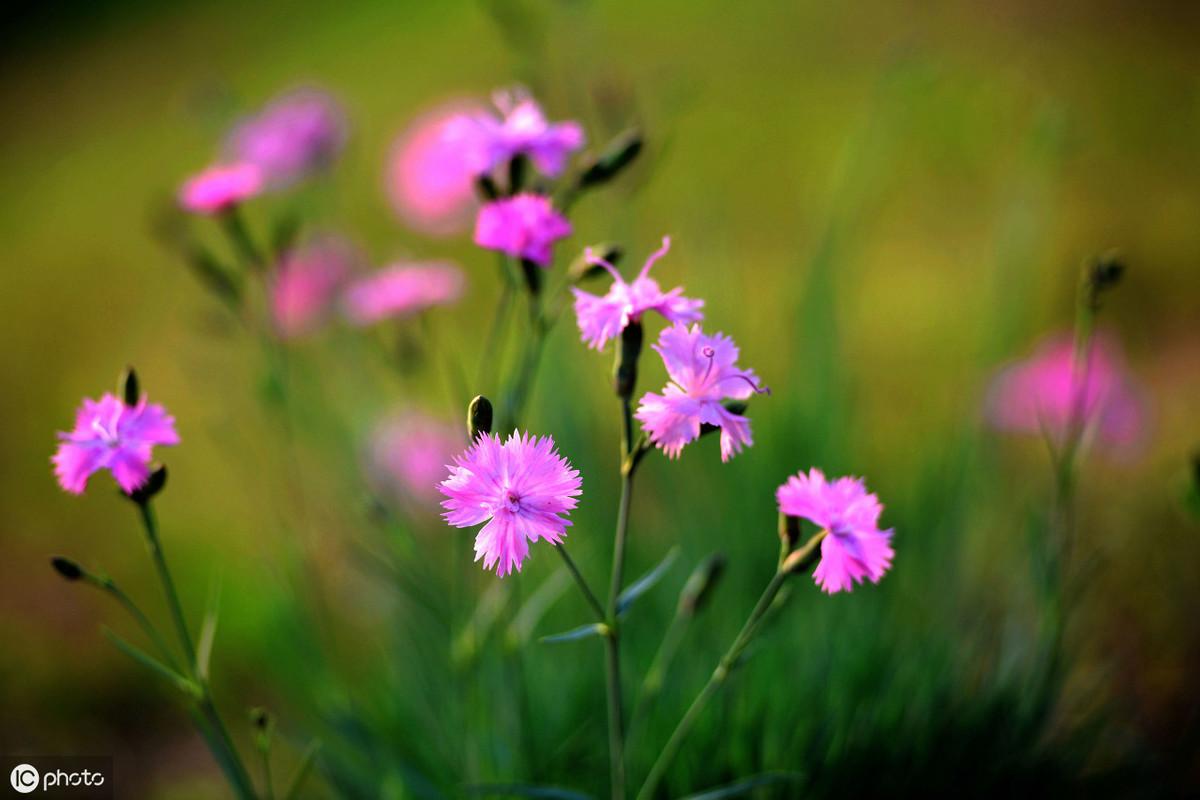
{"left": 271, "top": 236, "right": 357, "bottom": 338}
{"left": 474, "top": 194, "right": 572, "bottom": 267}
{"left": 439, "top": 432, "right": 582, "bottom": 577}
{"left": 635, "top": 323, "right": 768, "bottom": 461}
{"left": 444, "top": 88, "right": 584, "bottom": 178}
{"left": 53, "top": 393, "right": 180, "bottom": 495}
{"left": 341, "top": 262, "right": 464, "bottom": 326}
{"left": 571, "top": 236, "right": 704, "bottom": 350}
{"left": 776, "top": 468, "right": 895, "bottom": 594}
{"left": 225, "top": 88, "right": 346, "bottom": 187}
{"left": 178, "top": 163, "right": 263, "bottom": 214}
{"left": 386, "top": 100, "right": 485, "bottom": 236}
{"left": 985, "top": 331, "right": 1144, "bottom": 450}
{"left": 369, "top": 410, "right": 463, "bottom": 507}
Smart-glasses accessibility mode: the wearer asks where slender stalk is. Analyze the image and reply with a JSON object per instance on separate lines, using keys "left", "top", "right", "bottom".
{"left": 627, "top": 612, "right": 688, "bottom": 741}
{"left": 637, "top": 570, "right": 790, "bottom": 800}
{"left": 221, "top": 208, "right": 264, "bottom": 271}
{"left": 94, "top": 575, "right": 183, "bottom": 672}
{"left": 557, "top": 544, "right": 606, "bottom": 622}
{"left": 135, "top": 500, "right": 257, "bottom": 799}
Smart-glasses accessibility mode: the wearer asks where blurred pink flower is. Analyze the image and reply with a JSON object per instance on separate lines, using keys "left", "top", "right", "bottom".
{"left": 226, "top": 88, "right": 346, "bottom": 187}
{"left": 636, "top": 323, "right": 768, "bottom": 462}
{"left": 342, "top": 262, "right": 464, "bottom": 326}
{"left": 445, "top": 88, "right": 584, "bottom": 178}
{"left": 440, "top": 431, "right": 582, "bottom": 577}
{"left": 474, "top": 194, "right": 571, "bottom": 266}
{"left": 387, "top": 100, "right": 485, "bottom": 237}
{"left": 572, "top": 236, "right": 704, "bottom": 350}
{"left": 777, "top": 468, "right": 895, "bottom": 594}
{"left": 369, "top": 410, "right": 463, "bottom": 506}
{"left": 271, "top": 236, "right": 357, "bottom": 339}
{"left": 53, "top": 393, "right": 180, "bottom": 495}
{"left": 985, "top": 332, "right": 1145, "bottom": 450}
{"left": 178, "top": 163, "right": 263, "bottom": 214}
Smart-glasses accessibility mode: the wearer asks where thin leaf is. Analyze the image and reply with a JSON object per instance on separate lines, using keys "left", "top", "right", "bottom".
{"left": 196, "top": 573, "right": 222, "bottom": 681}
{"left": 680, "top": 771, "right": 803, "bottom": 800}
{"left": 539, "top": 622, "right": 606, "bottom": 644}
{"left": 282, "top": 739, "right": 321, "bottom": 800}
{"left": 616, "top": 547, "right": 679, "bottom": 616}
{"left": 508, "top": 568, "right": 570, "bottom": 646}
{"left": 103, "top": 626, "right": 198, "bottom": 697}
{"left": 465, "top": 784, "right": 593, "bottom": 800}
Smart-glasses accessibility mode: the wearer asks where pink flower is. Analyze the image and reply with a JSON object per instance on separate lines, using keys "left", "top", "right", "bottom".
{"left": 439, "top": 431, "right": 582, "bottom": 577}
{"left": 386, "top": 100, "right": 485, "bottom": 236}
{"left": 571, "top": 236, "right": 704, "bottom": 350}
{"left": 271, "top": 236, "right": 357, "bottom": 338}
{"left": 53, "top": 393, "right": 180, "bottom": 495}
{"left": 226, "top": 88, "right": 346, "bottom": 187}
{"left": 445, "top": 88, "right": 584, "bottom": 178}
{"left": 985, "top": 331, "right": 1145, "bottom": 450}
{"left": 369, "top": 410, "right": 463, "bottom": 507}
{"left": 178, "top": 163, "right": 263, "bottom": 214}
{"left": 342, "top": 262, "right": 464, "bottom": 325}
{"left": 474, "top": 194, "right": 572, "bottom": 267}
{"left": 635, "top": 323, "right": 769, "bottom": 462}
{"left": 777, "top": 468, "right": 895, "bottom": 594}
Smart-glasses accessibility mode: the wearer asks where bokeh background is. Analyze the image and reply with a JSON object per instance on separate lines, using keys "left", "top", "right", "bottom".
{"left": 2, "top": 0, "right": 1199, "bottom": 797}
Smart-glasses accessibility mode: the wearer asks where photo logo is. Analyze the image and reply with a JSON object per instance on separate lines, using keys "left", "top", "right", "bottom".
{"left": 9, "top": 764, "right": 39, "bottom": 794}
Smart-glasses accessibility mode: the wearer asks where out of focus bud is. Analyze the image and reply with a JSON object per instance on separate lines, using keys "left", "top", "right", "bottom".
{"left": 782, "top": 530, "right": 829, "bottom": 575}
{"left": 1082, "top": 253, "right": 1124, "bottom": 313}
{"left": 476, "top": 174, "right": 500, "bottom": 201}
{"left": 249, "top": 707, "right": 275, "bottom": 752}
{"left": 119, "top": 367, "right": 140, "bottom": 407}
{"left": 578, "top": 129, "right": 643, "bottom": 190}
{"left": 468, "top": 396, "right": 494, "bottom": 441}
{"left": 126, "top": 464, "right": 168, "bottom": 505}
{"left": 614, "top": 321, "right": 644, "bottom": 399}
{"left": 508, "top": 154, "right": 528, "bottom": 195}
{"left": 678, "top": 553, "right": 726, "bottom": 617}
{"left": 568, "top": 243, "right": 623, "bottom": 284}
{"left": 51, "top": 556, "right": 85, "bottom": 582}
{"left": 778, "top": 512, "right": 801, "bottom": 555}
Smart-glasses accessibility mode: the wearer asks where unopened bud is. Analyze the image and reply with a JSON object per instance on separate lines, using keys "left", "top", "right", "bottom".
{"left": 126, "top": 464, "right": 168, "bottom": 505}
{"left": 678, "top": 553, "right": 726, "bottom": 616}
{"left": 119, "top": 367, "right": 140, "bottom": 407}
{"left": 579, "top": 129, "right": 643, "bottom": 190}
{"left": 614, "top": 321, "right": 644, "bottom": 399}
{"left": 51, "top": 556, "right": 85, "bottom": 582}
{"left": 468, "top": 396, "right": 493, "bottom": 441}
{"left": 568, "top": 243, "right": 623, "bottom": 283}
{"left": 476, "top": 174, "right": 499, "bottom": 201}
{"left": 1082, "top": 253, "right": 1124, "bottom": 312}
{"left": 508, "top": 154, "right": 528, "bottom": 195}
{"left": 778, "top": 512, "right": 801, "bottom": 552}
{"left": 521, "top": 259, "right": 542, "bottom": 296}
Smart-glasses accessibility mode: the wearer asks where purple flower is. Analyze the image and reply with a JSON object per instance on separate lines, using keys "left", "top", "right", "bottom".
{"left": 341, "top": 262, "right": 464, "bottom": 326}
{"left": 178, "top": 163, "right": 263, "bottom": 214}
{"left": 439, "top": 432, "right": 582, "bottom": 577}
{"left": 571, "top": 236, "right": 704, "bottom": 350}
{"left": 369, "top": 410, "right": 463, "bottom": 508}
{"left": 985, "top": 331, "right": 1145, "bottom": 451}
{"left": 387, "top": 100, "right": 485, "bottom": 236}
{"left": 226, "top": 88, "right": 346, "bottom": 187}
{"left": 445, "top": 88, "right": 584, "bottom": 178}
{"left": 777, "top": 468, "right": 895, "bottom": 594}
{"left": 53, "top": 393, "right": 180, "bottom": 495}
{"left": 474, "top": 194, "right": 572, "bottom": 267}
{"left": 635, "top": 323, "right": 769, "bottom": 462}
{"left": 271, "top": 236, "right": 357, "bottom": 338}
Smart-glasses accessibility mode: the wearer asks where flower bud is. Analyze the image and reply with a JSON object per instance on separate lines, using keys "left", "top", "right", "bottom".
{"left": 613, "top": 321, "right": 644, "bottom": 399}
{"left": 578, "top": 129, "right": 643, "bottom": 190}
{"left": 521, "top": 258, "right": 542, "bottom": 296}
{"left": 468, "top": 395, "right": 494, "bottom": 441}
{"left": 778, "top": 511, "right": 801, "bottom": 553}
{"left": 568, "top": 243, "right": 623, "bottom": 284}
{"left": 678, "top": 553, "right": 726, "bottom": 617}
{"left": 475, "top": 174, "right": 499, "bottom": 201}
{"left": 508, "top": 154, "right": 528, "bottom": 195}
{"left": 119, "top": 367, "right": 140, "bottom": 407}
{"left": 782, "top": 529, "right": 829, "bottom": 575}
{"left": 51, "top": 556, "right": 85, "bottom": 582}
{"left": 1082, "top": 253, "right": 1124, "bottom": 313}
{"left": 126, "top": 464, "right": 168, "bottom": 505}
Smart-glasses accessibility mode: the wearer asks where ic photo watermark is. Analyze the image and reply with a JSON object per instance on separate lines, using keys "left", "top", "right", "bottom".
{"left": 4, "top": 758, "right": 111, "bottom": 798}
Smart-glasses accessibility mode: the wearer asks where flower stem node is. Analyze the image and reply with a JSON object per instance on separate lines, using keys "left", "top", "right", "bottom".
{"left": 614, "top": 321, "right": 644, "bottom": 399}
{"left": 467, "top": 395, "right": 494, "bottom": 441}
{"left": 125, "top": 464, "right": 168, "bottom": 506}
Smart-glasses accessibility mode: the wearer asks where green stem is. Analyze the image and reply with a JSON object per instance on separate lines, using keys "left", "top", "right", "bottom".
{"left": 627, "top": 612, "right": 688, "bottom": 743}
{"left": 637, "top": 570, "right": 790, "bottom": 800}
{"left": 557, "top": 544, "right": 606, "bottom": 622}
{"left": 221, "top": 208, "right": 264, "bottom": 271}
{"left": 137, "top": 502, "right": 196, "bottom": 668}
{"left": 94, "top": 575, "right": 183, "bottom": 673}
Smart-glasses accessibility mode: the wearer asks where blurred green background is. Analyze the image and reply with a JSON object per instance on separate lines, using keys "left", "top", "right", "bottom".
{"left": 2, "top": 0, "right": 1199, "bottom": 797}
